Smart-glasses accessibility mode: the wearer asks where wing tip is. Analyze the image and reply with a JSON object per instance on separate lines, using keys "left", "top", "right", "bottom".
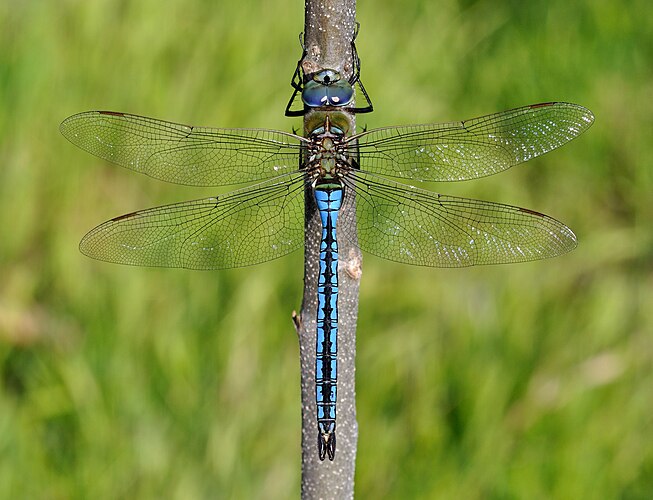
{"left": 529, "top": 101, "right": 595, "bottom": 129}
{"left": 563, "top": 226, "right": 579, "bottom": 252}
{"left": 60, "top": 110, "right": 101, "bottom": 140}
{"left": 516, "top": 206, "right": 578, "bottom": 254}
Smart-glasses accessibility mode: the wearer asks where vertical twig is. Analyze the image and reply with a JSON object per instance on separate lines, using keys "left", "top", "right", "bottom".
{"left": 294, "top": 0, "right": 361, "bottom": 498}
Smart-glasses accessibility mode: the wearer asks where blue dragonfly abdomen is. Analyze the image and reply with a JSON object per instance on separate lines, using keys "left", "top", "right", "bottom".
{"left": 314, "top": 182, "right": 343, "bottom": 461}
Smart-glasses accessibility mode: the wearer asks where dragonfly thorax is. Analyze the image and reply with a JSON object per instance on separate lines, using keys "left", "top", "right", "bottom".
{"left": 305, "top": 116, "right": 351, "bottom": 180}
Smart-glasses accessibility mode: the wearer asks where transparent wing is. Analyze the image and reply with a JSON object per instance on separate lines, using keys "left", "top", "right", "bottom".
{"left": 340, "top": 171, "right": 577, "bottom": 267}
{"left": 80, "top": 173, "right": 306, "bottom": 269}
{"left": 61, "top": 111, "right": 305, "bottom": 186}
{"left": 352, "top": 102, "right": 594, "bottom": 182}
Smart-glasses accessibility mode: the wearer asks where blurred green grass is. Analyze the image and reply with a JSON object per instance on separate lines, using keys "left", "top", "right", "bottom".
{"left": 0, "top": 0, "right": 650, "bottom": 498}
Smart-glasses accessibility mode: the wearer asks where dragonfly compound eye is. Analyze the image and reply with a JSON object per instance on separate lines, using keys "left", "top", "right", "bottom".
{"left": 302, "top": 73, "right": 355, "bottom": 108}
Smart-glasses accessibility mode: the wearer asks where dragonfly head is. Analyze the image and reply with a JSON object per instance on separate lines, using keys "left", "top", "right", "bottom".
{"left": 302, "top": 69, "right": 355, "bottom": 108}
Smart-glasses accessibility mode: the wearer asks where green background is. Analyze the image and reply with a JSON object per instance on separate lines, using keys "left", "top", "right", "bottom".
{"left": 1, "top": 0, "right": 650, "bottom": 498}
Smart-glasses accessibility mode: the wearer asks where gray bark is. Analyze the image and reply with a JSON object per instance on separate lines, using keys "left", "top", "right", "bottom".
{"left": 293, "top": 0, "right": 361, "bottom": 498}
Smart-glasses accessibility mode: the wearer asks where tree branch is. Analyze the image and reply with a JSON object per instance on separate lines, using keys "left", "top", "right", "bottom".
{"left": 294, "top": 0, "right": 361, "bottom": 498}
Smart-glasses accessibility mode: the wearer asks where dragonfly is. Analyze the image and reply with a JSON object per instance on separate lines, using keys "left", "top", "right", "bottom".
{"left": 61, "top": 50, "right": 594, "bottom": 461}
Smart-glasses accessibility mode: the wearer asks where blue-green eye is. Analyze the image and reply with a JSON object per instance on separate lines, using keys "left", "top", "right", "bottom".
{"left": 302, "top": 70, "right": 355, "bottom": 108}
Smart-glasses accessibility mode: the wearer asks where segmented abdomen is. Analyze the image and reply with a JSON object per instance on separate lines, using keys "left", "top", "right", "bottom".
{"left": 314, "top": 184, "right": 342, "bottom": 461}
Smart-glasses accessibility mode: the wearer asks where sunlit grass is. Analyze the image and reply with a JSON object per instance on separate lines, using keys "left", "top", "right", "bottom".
{"left": 0, "top": 0, "right": 651, "bottom": 497}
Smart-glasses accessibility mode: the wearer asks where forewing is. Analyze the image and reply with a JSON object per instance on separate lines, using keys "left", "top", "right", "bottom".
{"left": 80, "top": 173, "right": 306, "bottom": 269}
{"left": 61, "top": 111, "right": 304, "bottom": 186}
{"left": 353, "top": 102, "right": 594, "bottom": 182}
{"left": 341, "top": 172, "right": 577, "bottom": 267}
